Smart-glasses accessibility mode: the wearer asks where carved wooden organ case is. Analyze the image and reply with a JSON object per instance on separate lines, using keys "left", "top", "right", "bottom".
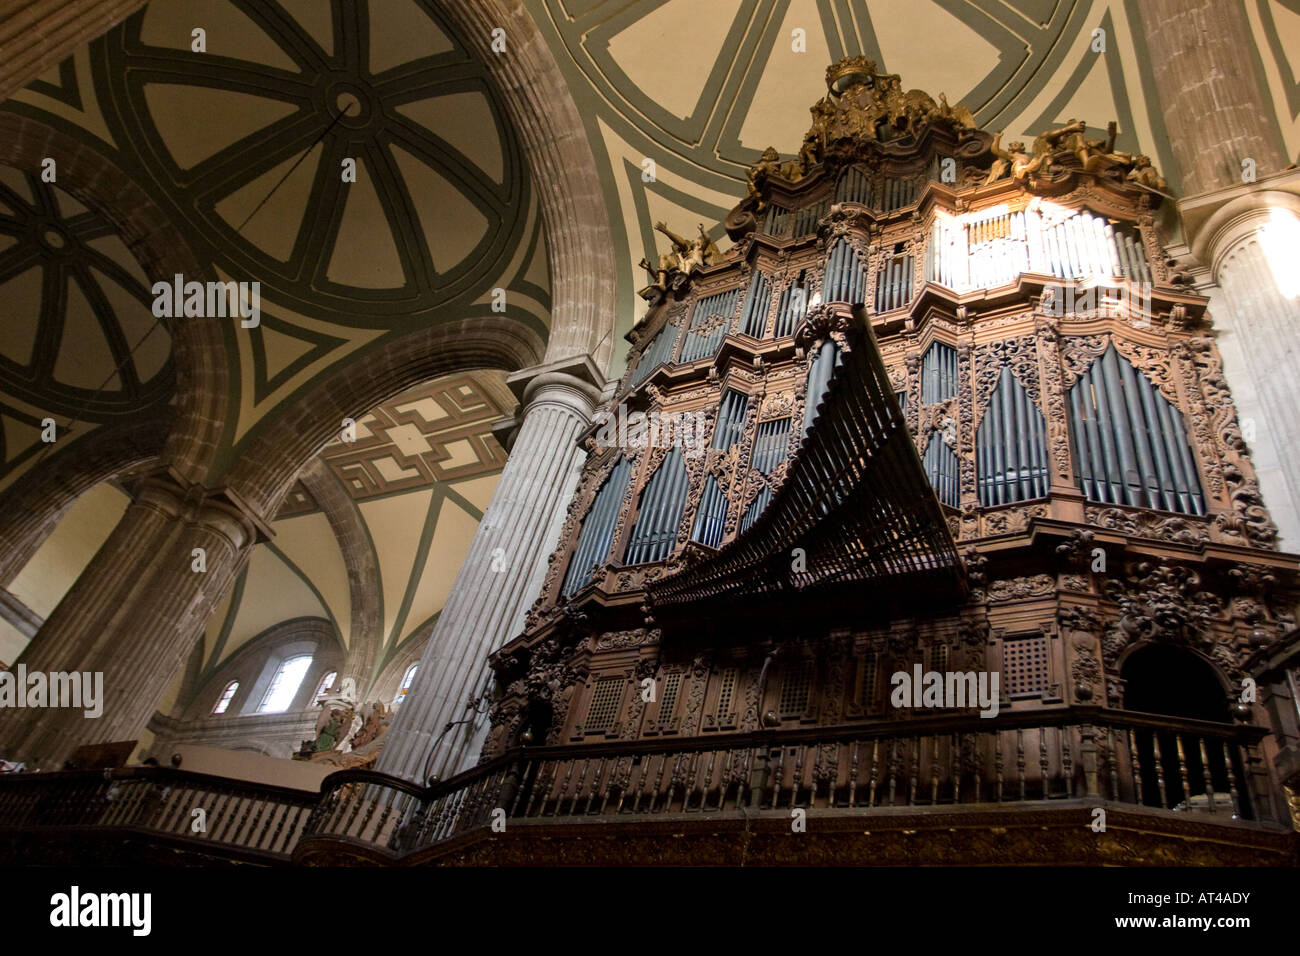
{"left": 483, "top": 59, "right": 1297, "bottom": 779}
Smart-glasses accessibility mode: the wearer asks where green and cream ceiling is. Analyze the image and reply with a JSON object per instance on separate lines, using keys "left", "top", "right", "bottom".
{"left": 533, "top": 0, "right": 1298, "bottom": 359}
{"left": 0, "top": 0, "right": 549, "bottom": 490}
{"left": 0, "top": 369, "right": 514, "bottom": 690}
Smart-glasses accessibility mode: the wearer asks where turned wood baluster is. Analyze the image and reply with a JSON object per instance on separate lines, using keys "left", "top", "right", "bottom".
{"left": 250, "top": 798, "right": 276, "bottom": 848}
{"left": 909, "top": 736, "right": 921, "bottom": 806}
{"left": 270, "top": 800, "right": 292, "bottom": 851}
{"left": 1174, "top": 735, "right": 1192, "bottom": 809}
{"left": 586, "top": 758, "right": 607, "bottom": 814}
{"left": 568, "top": 760, "right": 591, "bottom": 816}
{"left": 1221, "top": 741, "right": 1242, "bottom": 818}
{"left": 603, "top": 759, "right": 623, "bottom": 814}
{"left": 553, "top": 759, "right": 576, "bottom": 817}
{"left": 697, "top": 750, "right": 718, "bottom": 811}
{"left": 809, "top": 746, "right": 824, "bottom": 807}
{"left": 343, "top": 785, "right": 367, "bottom": 836}
{"left": 1126, "top": 730, "right": 1143, "bottom": 805}
{"left": 827, "top": 743, "right": 841, "bottom": 808}
{"left": 1198, "top": 738, "right": 1215, "bottom": 814}
{"left": 1060, "top": 729, "right": 1073, "bottom": 799}
{"left": 638, "top": 754, "right": 662, "bottom": 813}
{"left": 648, "top": 753, "right": 671, "bottom": 813}
{"left": 930, "top": 736, "right": 940, "bottom": 805}
{"left": 1016, "top": 729, "right": 1026, "bottom": 801}
{"left": 995, "top": 732, "right": 1004, "bottom": 802}
{"left": 665, "top": 753, "right": 687, "bottom": 811}
{"left": 868, "top": 740, "right": 881, "bottom": 808}
{"left": 1105, "top": 728, "right": 1119, "bottom": 801}
{"left": 1039, "top": 729, "right": 1050, "bottom": 800}
{"left": 1152, "top": 735, "right": 1168, "bottom": 808}
{"left": 790, "top": 746, "right": 805, "bottom": 809}
{"left": 951, "top": 734, "right": 960, "bottom": 804}
{"left": 848, "top": 741, "right": 861, "bottom": 807}
{"left": 887, "top": 738, "right": 900, "bottom": 807}
{"left": 525, "top": 760, "right": 553, "bottom": 817}
{"left": 769, "top": 748, "right": 786, "bottom": 809}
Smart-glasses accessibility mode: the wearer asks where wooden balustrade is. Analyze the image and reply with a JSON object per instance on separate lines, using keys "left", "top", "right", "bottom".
{"left": 0, "top": 766, "right": 317, "bottom": 858}
{"left": 0, "top": 708, "right": 1278, "bottom": 862}
{"left": 295, "top": 707, "right": 1277, "bottom": 858}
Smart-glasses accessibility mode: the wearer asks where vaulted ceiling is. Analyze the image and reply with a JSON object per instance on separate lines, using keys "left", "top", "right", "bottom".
{"left": 0, "top": 0, "right": 549, "bottom": 491}
{"left": 533, "top": 0, "right": 1192, "bottom": 359}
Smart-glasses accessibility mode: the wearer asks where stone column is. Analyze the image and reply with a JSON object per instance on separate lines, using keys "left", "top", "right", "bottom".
{"left": 0, "top": 474, "right": 263, "bottom": 767}
{"left": 1179, "top": 181, "right": 1300, "bottom": 548}
{"left": 1137, "top": 0, "right": 1288, "bottom": 195}
{"left": 1137, "top": 3, "right": 1300, "bottom": 549}
{"left": 374, "top": 356, "right": 603, "bottom": 783}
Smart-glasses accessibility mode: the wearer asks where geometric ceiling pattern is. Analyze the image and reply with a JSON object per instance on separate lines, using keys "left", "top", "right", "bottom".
{"left": 532, "top": 0, "right": 1181, "bottom": 366}
{"left": 0, "top": 162, "right": 173, "bottom": 489}
{"left": 277, "top": 371, "right": 511, "bottom": 517}
{"left": 202, "top": 370, "right": 513, "bottom": 688}
{"left": 3, "top": 0, "right": 550, "bottom": 466}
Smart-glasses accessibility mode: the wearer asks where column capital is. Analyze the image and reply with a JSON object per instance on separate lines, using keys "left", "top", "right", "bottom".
{"left": 506, "top": 353, "right": 607, "bottom": 416}
{"left": 1178, "top": 169, "right": 1300, "bottom": 279}
{"left": 130, "top": 468, "right": 272, "bottom": 550}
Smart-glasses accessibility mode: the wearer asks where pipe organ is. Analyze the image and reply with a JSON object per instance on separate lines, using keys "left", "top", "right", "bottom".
{"left": 482, "top": 58, "right": 1296, "bottom": 834}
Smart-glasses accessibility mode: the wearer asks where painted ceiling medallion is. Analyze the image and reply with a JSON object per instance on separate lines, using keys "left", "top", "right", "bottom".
{"left": 95, "top": 0, "right": 527, "bottom": 323}
{"left": 0, "top": 163, "right": 173, "bottom": 420}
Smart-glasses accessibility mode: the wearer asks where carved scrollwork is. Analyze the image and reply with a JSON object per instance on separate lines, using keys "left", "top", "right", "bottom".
{"left": 987, "top": 574, "right": 1055, "bottom": 601}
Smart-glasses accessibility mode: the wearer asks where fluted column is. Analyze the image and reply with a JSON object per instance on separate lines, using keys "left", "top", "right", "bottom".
{"left": 0, "top": 474, "right": 262, "bottom": 767}
{"left": 375, "top": 357, "right": 603, "bottom": 782}
{"left": 1184, "top": 185, "right": 1300, "bottom": 548}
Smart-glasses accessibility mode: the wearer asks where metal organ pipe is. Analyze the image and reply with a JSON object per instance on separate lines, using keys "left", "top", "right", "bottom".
{"left": 1131, "top": 362, "right": 1178, "bottom": 512}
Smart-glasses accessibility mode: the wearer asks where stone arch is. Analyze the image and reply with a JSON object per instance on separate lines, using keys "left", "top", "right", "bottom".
{"left": 295, "top": 457, "right": 383, "bottom": 693}
{"left": 0, "top": 404, "right": 171, "bottom": 584}
{"left": 0, "top": 112, "right": 225, "bottom": 488}
{"left": 437, "top": 0, "right": 617, "bottom": 369}
{"left": 221, "top": 317, "right": 541, "bottom": 520}
{"left": 1118, "top": 641, "right": 1233, "bottom": 722}
{"left": 177, "top": 616, "right": 343, "bottom": 722}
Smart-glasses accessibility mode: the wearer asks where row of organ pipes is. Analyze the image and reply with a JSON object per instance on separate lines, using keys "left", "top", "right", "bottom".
{"left": 923, "top": 204, "right": 1154, "bottom": 294}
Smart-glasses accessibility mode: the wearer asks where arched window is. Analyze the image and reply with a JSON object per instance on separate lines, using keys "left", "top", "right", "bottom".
{"left": 313, "top": 671, "right": 338, "bottom": 702}
{"left": 920, "top": 342, "right": 958, "bottom": 404}
{"left": 562, "top": 457, "right": 634, "bottom": 596}
{"left": 393, "top": 664, "right": 418, "bottom": 707}
{"left": 257, "top": 655, "right": 313, "bottom": 714}
{"left": 923, "top": 431, "right": 960, "bottom": 508}
{"left": 977, "top": 368, "right": 1049, "bottom": 505}
{"left": 624, "top": 448, "right": 689, "bottom": 565}
{"left": 1068, "top": 344, "right": 1204, "bottom": 514}
{"left": 212, "top": 681, "right": 239, "bottom": 715}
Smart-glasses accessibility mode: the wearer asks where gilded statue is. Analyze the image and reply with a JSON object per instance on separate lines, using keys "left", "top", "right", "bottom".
{"left": 746, "top": 146, "right": 782, "bottom": 208}
{"left": 639, "top": 222, "right": 722, "bottom": 292}
{"left": 986, "top": 131, "right": 1036, "bottom": 185}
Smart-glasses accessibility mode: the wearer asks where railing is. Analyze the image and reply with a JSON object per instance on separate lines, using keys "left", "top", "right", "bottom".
{"left": 296, "top": 707, "right": 1279, "bottom": 859}
{"left": 0, "top": 709, "right": 1279, "bottom": 862}
{"left": 0, "top": 766, "right": 317, "bottom": 859}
